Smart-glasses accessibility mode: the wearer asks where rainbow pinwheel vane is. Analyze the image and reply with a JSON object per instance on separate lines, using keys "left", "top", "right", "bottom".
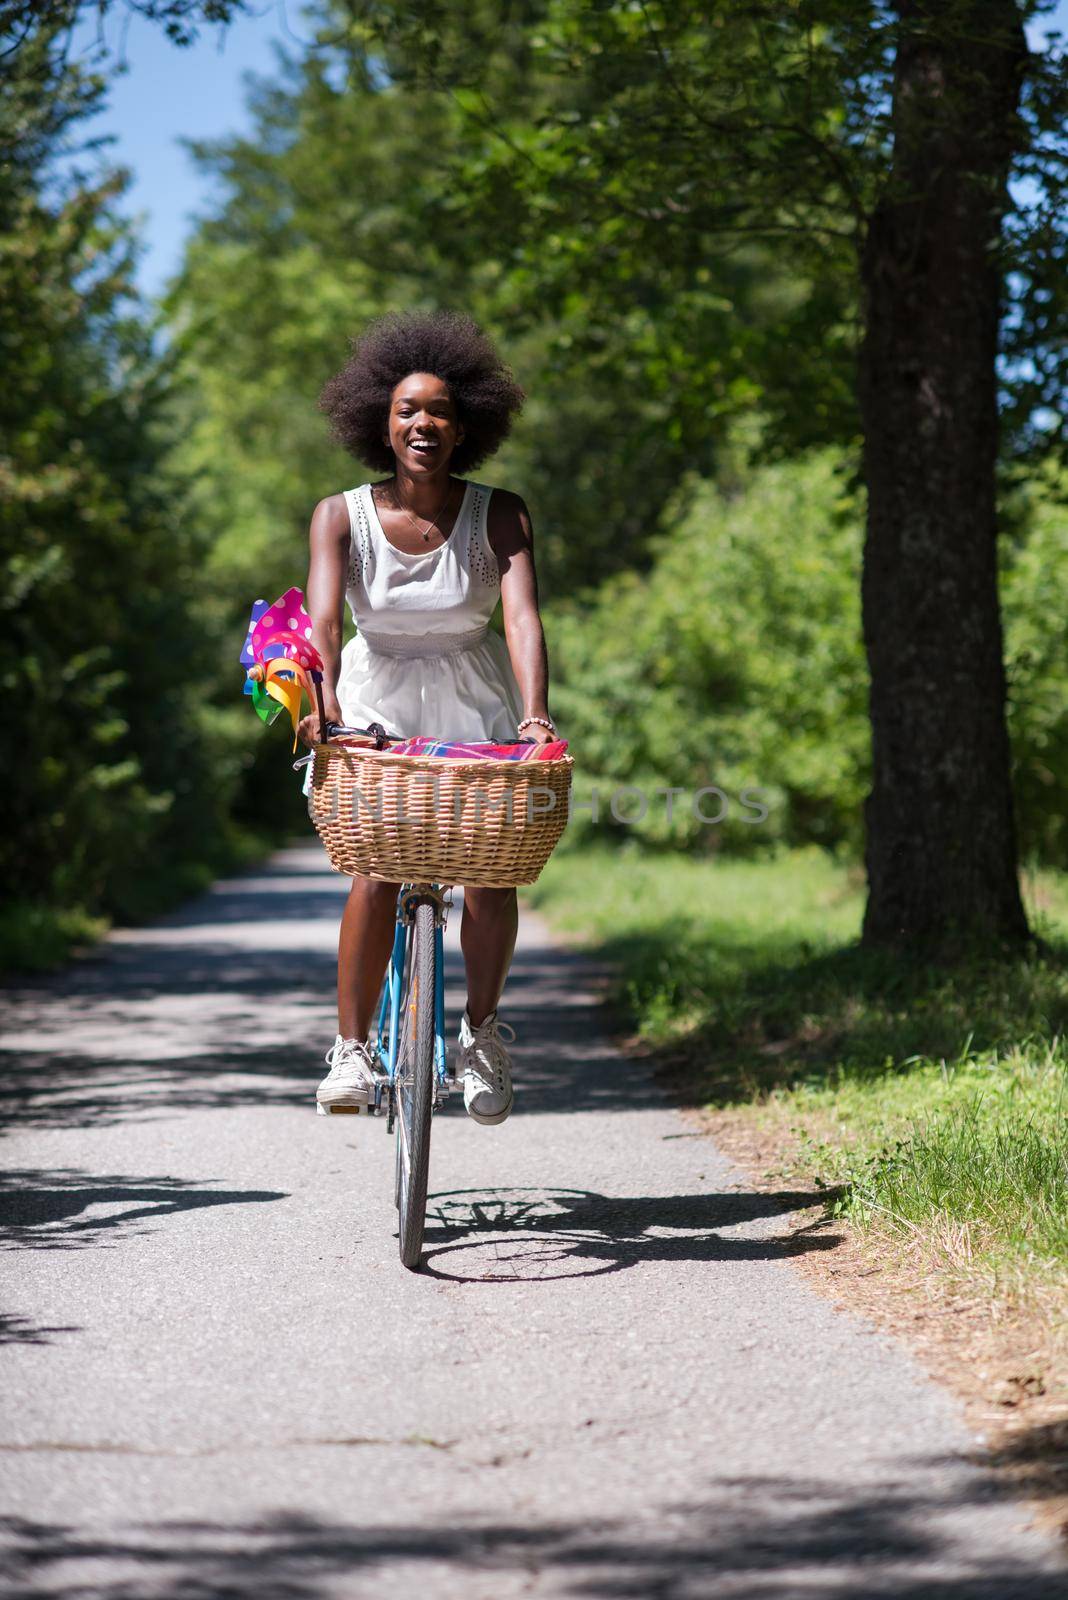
{"left": 240, "top": 586, "right": 326, "bottom": 751}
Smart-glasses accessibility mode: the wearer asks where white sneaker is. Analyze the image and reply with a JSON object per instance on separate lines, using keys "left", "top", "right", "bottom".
{"left": 458, "top": 1009, "right": 516, "bottom": 1125}
{"left": 316, "top": 1035, "right": 379, "bottom": 1114}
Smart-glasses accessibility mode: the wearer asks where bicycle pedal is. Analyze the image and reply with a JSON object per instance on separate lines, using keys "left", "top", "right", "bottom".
{"left": 317, "top": 1102, "right": 367, "bottom": 1116}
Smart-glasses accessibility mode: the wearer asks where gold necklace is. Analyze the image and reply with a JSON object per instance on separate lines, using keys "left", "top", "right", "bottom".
{"left": 381, "top": 479, "right": 455, "bottom": 543}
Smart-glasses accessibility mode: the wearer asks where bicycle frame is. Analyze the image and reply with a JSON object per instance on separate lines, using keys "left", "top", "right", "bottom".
{"left": 371, "top": 882, "right": 452, "bottom": 1116}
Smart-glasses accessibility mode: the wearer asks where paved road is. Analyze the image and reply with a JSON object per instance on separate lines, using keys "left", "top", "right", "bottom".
{"left": 1, "top": 843, "right": 1064, "bottom": 1599}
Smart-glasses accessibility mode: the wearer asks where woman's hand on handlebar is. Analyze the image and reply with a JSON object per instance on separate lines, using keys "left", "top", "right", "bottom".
{"left": 518, "top": 721, "right": 557, "bottom": 747}
{"left": 298, "top": 699, "right": 343, "bottom": 749}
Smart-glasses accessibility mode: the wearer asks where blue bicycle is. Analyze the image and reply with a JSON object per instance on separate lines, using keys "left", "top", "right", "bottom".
{"left": 298, "top": 714, "right": 570, "bottom": 1271}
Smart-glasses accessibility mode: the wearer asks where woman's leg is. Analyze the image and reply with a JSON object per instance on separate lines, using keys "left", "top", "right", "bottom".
{"left": 337, "top": 877, "right": 401, "bottom": 1039}
{"left": 460, "top": 886, "right": 519, "bottom": 1026}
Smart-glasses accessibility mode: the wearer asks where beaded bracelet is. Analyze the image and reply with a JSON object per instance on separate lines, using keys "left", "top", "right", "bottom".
{"left": 518, "top": 715, "right": 556, "bottom": 735}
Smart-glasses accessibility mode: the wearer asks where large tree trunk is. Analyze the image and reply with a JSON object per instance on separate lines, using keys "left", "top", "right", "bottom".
{"left": 857, "top": 0, "right": 1030, "bottom": 952}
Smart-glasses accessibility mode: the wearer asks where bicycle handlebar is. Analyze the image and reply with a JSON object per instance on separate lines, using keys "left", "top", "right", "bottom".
{"left": 291, "top": 718, "right": 395, "bottom": 772}
{"left": 324, "top": 719, "right": 393, "bottom": 748}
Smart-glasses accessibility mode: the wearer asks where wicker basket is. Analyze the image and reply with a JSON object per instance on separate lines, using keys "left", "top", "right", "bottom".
{"left": 307, "top": 741, "right": 573, "bottom": 887}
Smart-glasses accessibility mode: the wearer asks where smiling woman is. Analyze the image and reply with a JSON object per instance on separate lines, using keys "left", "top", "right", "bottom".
{"left": 298, "top": 309, "right": 557, "bottom": 1129}
{"left": 318, "top": 309, "right": 525, "bottom": 479}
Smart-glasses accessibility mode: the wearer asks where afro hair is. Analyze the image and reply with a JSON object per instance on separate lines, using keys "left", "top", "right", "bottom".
{"left": 319, "top": 309, "right": 526, "bottom": 475}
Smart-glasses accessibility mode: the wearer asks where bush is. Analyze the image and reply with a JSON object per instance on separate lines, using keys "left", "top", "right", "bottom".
{"left": 1000, "top": 456, "right": 1068, "bottom": 868}
{"left": 547, "top": 447, "right": 870, "bottom": 854}
{"left": 548, "top": 443, "right": 1068, "bottom": 865}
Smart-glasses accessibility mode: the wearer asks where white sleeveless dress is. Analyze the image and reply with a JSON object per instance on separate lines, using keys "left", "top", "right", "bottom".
{"left": 333, "top": 478, "right": 524, "bottom": 740}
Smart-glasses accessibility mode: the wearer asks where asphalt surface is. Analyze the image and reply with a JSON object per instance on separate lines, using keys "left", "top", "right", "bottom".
{"left": 1, "top": 842, "right": 1064, "bottom": 1599}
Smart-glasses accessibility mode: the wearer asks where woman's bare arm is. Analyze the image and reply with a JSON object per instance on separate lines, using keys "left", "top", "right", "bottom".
{"left": 488, "top": 489, "right": 553, "bottom": 739}
{"left": 297, "top": 494, "right": 350, "bottom": 746}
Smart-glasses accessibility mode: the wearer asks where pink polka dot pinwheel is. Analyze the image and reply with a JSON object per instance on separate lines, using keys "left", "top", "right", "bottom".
{"left": 240, "top": 587, "right": 326, "bottom": 751}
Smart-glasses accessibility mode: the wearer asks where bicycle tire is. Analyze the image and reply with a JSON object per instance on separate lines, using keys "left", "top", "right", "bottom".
{"left": 396, "top": 898, "right": 435, "bottom": 1269}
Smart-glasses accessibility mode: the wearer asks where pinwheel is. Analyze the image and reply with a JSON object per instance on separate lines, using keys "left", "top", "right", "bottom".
{"left": 239, "top": 587, "right": 327, "bottom": 751}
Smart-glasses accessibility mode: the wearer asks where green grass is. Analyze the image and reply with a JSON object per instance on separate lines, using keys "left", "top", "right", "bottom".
{"left": 0, "top": 900, "right": 111, "bottom": 975}
{"left": 783, "top": 1039, "right": 1068, "bottom": 1280}
{"left": 526, "top": 840, "right": 1068, "bottom": 1290}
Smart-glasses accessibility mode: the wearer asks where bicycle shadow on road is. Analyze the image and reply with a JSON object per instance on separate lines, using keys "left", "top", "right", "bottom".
{"left": 417, "top": 1184, "right": 842, "bottom": 1282}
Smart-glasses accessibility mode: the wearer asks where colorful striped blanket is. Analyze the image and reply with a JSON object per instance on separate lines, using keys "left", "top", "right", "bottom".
{"left": 384, "top": 737, "right": 569, "bottom": 761}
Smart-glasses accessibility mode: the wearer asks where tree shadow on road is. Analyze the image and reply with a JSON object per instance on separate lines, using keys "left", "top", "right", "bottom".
{"left": 0, "top": 1467, "right": 1063, "bottom": 1598}
{"left": 597, "top": 927, "right": 1068, "bottom": 1109}
{"left": 0, "top": 1044, "right": 323, "bottom": 1134}
{"left": 0, "top": 941, "right": 664, "bottom": 1134}
{"left": 0, "top": 1169, "right": 288, "bottom": 1251}
{"left": 0, "top": 843, "right": 670, "bottom": 1133}
{"left": 417, "top": 1184, "right": 842, "bottom": 1282}
{"left": 0, "top": 1313, "right": 82, "bottom": 1345}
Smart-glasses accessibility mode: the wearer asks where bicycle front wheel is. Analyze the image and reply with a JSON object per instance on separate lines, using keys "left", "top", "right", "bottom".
{"left": 396, "top": 897, "right": 436, "bottom": 1270}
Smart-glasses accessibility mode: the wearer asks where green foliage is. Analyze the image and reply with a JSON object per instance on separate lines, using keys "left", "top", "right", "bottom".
{"left": 1000, "top": 456, "right": 1068, "bottom": 867}
{"left": 837, "top": 1058, "right": 1068, "bottom": 1271}
{"left": 546, "top": 439, "right": 871, "bottom": 853}
{"left": 350, "top": 0, "right": 1068, "bottom": 472}
{"left": 545, "top": 434, "right": 1068, "bottom": 862}
{"left": 0, "top": 899, "right": 108, "bottom": 974}
{"left": 0, "top": 3, "right": 250, "bottom": 55}
{"left": 161, "top": 5, "right": 822, "bottom": 611}
{"left": 0, "top": 10, "right": 276, "bottom": 934}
